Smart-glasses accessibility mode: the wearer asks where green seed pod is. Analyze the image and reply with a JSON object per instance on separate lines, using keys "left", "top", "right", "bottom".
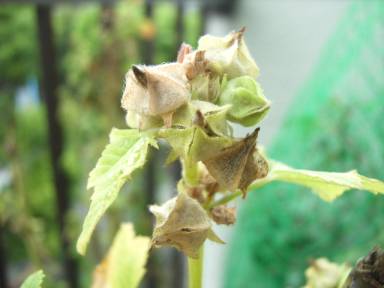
{"left": 218, "top": 75, "right": 270, "bottom": 126}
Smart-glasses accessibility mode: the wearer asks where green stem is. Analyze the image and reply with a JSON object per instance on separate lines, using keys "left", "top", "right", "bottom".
{"left": 188, "top": 246, "right": 204, "bottom": 288}
{"left": 207, "top": 177, "right": 272, "bottom": 209}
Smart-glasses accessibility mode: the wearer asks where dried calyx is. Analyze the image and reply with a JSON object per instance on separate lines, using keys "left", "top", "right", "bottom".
{"left": 343, "top": 247, "right": 384, "bottom": 288}
{"left": 210, "top": 206, "right": 236, "bottom": 225}
{"left": 197, "top": 27, "right": 259, "bottom": 79}
{"left": 203, "top": 128, "right": 268, "bottom": 196}
{"left": 122, "top": 63, "right": 189, "bottom": 127}
{"left": 150, "top": 193, "right": 223, "bottom": 258}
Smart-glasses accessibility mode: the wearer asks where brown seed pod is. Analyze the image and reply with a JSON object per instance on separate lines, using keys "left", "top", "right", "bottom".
{"left": 150, "top": 193, "right": 212, "bottom": 258}
{"left": 177, "top": 42, "right": 193, "bottom": 63}
{"left": 197, "top": 27, "right": 260, "bottom": 79}
{"left": 210, "top": 206, "right": 236, "bottom": 225}
{"left": 343, "top": 247, "right": 384, "bottom": 288}
{"left": 121, "top": 63, "right": 189, "bottom": 127}
{"left": 203, "top": 128, "right": 268, "bottom": 195}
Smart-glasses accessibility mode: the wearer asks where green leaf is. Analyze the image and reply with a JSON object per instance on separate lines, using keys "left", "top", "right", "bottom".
{"left": 77, "top": 128, "right": 157, "bottom": 255}
{"left": 21, "top": 270, "right": 45, "bottom": 288}
{"left": 261, "top": 161, "right": 384, "bottom": 201}
{"left": 92, "top": 223, "right": 150, "bottom": 288}
{"left": 109, "top": 224, "right": 150, "bottom": 288}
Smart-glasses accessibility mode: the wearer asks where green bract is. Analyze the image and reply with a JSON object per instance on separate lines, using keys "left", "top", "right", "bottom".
{"left": 77, "top": 128, "right": 157, "bottom": 255}
{"left": 190, "top": 73, "right": 222, "bottom": 102}
{"left": 219, "top": 76, "right": 270, "bottom": 126}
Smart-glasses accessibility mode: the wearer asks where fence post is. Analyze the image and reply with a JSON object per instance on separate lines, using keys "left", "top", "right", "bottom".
{"left": 36, "top": 5, "right": 78, "bottom": 288}
{"left": 175, "top": 0, "right": 184, "bottom": 49}
{"left": 142, "top": 2, "right": 158, "bottom": 287}
{"left": 0, "top": 226, "right": 8, "bottom": 288}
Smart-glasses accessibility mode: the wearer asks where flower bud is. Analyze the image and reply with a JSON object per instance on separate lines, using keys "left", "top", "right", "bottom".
{"left": 218, "top": 75, "right": 270, "bottom": 126}
{"left": 197, "top": 28, "right": 259, "bottom": 79}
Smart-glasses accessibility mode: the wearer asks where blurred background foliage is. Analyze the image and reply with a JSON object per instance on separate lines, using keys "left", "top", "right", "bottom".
{"left": 0, "top": 1, "right": 200, "bottom": 287}
{"left": 226, "top": 2, "right": 384, "bottom": 287}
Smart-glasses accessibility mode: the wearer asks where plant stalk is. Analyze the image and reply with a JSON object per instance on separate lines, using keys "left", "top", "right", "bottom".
{"left": 188, "top": 246, "right": 204, "bottom": 288}
{"left": 207, "top": 177, "right": 271, "bottom": 209}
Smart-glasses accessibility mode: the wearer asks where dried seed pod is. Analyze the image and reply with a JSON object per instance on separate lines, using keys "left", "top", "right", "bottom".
{"left": 182, "top": 50, "right": 223, "bottom": 103}
{"left": 150, "top": 193, "right": 212, "bottom": 258}
{"left": 184, "top": 50, "right": 208, "bottom": 80}
{"left": 177, "top": 42, "right": 193, "bottom": 63}
{"left": 343, "top": 247, "right": 384, "bottom": 288}
{"left": 121, "top": 63, "right": 189, "bottom": 127}
{"left": 197, "top": 27, "right": 259, "bottom": 79}
{"left": 210, "top": 206, "right": 236, "bottom": 225}
{"left": 203, "top": 128, "right": 269, "bottom": 195}
{"left": 187, "top": 186, "right": 206, "bottom": 204}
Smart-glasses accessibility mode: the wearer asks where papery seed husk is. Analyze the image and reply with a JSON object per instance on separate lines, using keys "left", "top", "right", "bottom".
{"left": 121, "top": 63, "right": 189, "bottom": 119}
{"left": 203, "top": 128, "right": 268, "bottom": 193}
{"left": 197, "top": 28, "right": 260, "bottom": 79}
{"left": 150, "top": 193, "right": 212, "bottom": 258}
{"left": 343, "top": 247, "right": 384, "bottom": 288}
{"left": 211, "top": 206, "right": 236, "bottom": 225}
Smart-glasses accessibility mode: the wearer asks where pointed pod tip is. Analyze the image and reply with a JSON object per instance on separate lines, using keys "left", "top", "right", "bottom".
{"left": 238, "top": 26, "right": 246, "bottom": 34}
{"left": 132, "top": 65, "right": 147, "bottom": 87}
{"left": 245, "top": 127, "right": 260, "bottom": 143}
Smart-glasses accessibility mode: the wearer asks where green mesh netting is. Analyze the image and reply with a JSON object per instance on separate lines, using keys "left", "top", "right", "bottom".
{"left": 225, "top": 2, "right": 384, "bottom": 288}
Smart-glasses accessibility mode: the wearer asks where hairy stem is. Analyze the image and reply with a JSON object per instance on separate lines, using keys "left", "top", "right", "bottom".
{"left": 188, "top": 246, "right": 204, "bottom": 288}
